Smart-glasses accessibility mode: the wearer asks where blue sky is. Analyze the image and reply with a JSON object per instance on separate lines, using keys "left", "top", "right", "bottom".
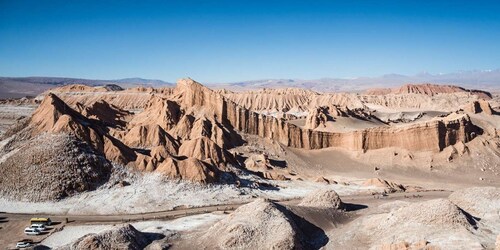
{"left": 1, "top": 0, "right": 500, "bottom": 82}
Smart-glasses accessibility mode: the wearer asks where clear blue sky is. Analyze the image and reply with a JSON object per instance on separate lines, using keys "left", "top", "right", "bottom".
{"left": 1, "top": 0, "right": 500, "bottom": 83}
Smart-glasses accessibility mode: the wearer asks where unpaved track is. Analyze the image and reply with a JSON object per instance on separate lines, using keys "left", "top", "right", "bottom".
{"left": 4, "top": 202, "right": 247, "bottom": 224}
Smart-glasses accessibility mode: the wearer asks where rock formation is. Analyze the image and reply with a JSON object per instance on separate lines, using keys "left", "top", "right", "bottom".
{"left": 305, "top": 106, "right": 330, "bottom": 129}
{"left": 363, "top": 178, "right": 406, "bottom": 193}
{"left": 464, "top": 100, "right": 494, "bottom": 115}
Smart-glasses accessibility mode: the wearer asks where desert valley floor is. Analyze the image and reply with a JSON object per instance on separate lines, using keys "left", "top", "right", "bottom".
{"left": 0, "top": 79, "right": 499, "bottom": 249}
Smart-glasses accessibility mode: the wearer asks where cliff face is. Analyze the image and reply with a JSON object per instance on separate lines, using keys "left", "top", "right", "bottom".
{"left": 186, "top": 80, "right": 480, "bottom": 152}
{"left": 225, "top": 109, "right": 478, "bottom": 152}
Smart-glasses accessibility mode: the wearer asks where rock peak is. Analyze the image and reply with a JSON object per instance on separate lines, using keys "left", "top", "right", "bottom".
{"left": 176, "top": 77, "right": 202, "bottom": 88}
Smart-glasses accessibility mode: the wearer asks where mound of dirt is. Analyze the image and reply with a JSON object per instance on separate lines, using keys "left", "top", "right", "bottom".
{"left": 299, "top": 188, "right": 344, "bottom": 209}
{"left": 0, "top": 133, "right": 112, "bottom": 201}
{"left": 331, "top": 198, "right": 478, "bottom": 249}
{"left": 202, "top": 199, "right": 302, "bottom": 249}
{"left": 448, "top": 187, "right": 500, "bottom": 218}
{"left": 386, "top": 199, "right": 472, "bottom": 228}
{"left": 63, "top": 224, "right": 153, "bottom": 250}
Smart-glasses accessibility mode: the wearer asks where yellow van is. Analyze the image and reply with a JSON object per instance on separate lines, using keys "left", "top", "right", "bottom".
{"left": 30, "top": 217, "right": 52, "bottom": 226}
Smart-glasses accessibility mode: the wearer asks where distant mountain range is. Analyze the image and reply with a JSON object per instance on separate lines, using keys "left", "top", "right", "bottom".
{"left": 210, "top": 69, "right": 500, "bottom": 93}
{"left": 1, "top": 69, "right": 499, "bottom": 99}
{"left": 0, "top": 77, "right": 173, "bottom": 99}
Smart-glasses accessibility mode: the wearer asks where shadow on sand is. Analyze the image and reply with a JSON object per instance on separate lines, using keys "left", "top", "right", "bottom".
{"left": 343, "top": 203, "right": 368, "bottom": 212}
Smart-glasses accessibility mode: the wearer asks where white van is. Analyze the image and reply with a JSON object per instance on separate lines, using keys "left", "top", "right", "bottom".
{"left": 30, "top": 224, "right": 46, "bottom": 231}
{"left": 24, "top": 227, "right": 40, "bottom": 235}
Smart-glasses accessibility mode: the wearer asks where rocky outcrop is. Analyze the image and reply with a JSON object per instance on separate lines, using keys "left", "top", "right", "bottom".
{"left": 465, "top": 100, "right": 494, "bottom": 115}
{"left": 305, "top": 107, "right": 329, "bottom": 129}
{"left": 78, "top": 100, "right": 132, "bottom": 128}
{"left": 123, "top": 124, "right": 179, "bottom": 152}
{"left": 363, "top": 178, "right": 406, "bottom": 193}
{"left": 178, "top": 136, "right": 235, "bottom": 168}
{"left": 129, "top": 96, "right": 182, "bottom": 131}
{"left": 244, "top": 154, "right": 270, "bottom": 172}
{"left": 155, "top": 157, "right": 220, "bottom": 184}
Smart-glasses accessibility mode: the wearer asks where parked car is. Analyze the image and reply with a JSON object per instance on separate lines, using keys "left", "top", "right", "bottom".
{"left": 24, "top": 227, "right": 40, "bottom": 235}
{"left": 30, "top": 223, "right": 46, "bottom": 231}
{"left": 16, "top": 239, "right": 33, "bottom": 248}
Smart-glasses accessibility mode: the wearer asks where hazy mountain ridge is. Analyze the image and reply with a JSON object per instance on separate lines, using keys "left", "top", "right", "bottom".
{"left": 1, "top": 69, "right": 500, "bottom": 99}
{"left": 210, "top": 69, "right": 500, "bottom": 93}
{"left": 0, "top": 76, "right": 173, "bottom": 99}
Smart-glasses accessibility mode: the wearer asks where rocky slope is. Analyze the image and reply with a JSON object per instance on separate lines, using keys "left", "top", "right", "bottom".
{"left": 0, "top": 134, "right": 112, "bottom": 201}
